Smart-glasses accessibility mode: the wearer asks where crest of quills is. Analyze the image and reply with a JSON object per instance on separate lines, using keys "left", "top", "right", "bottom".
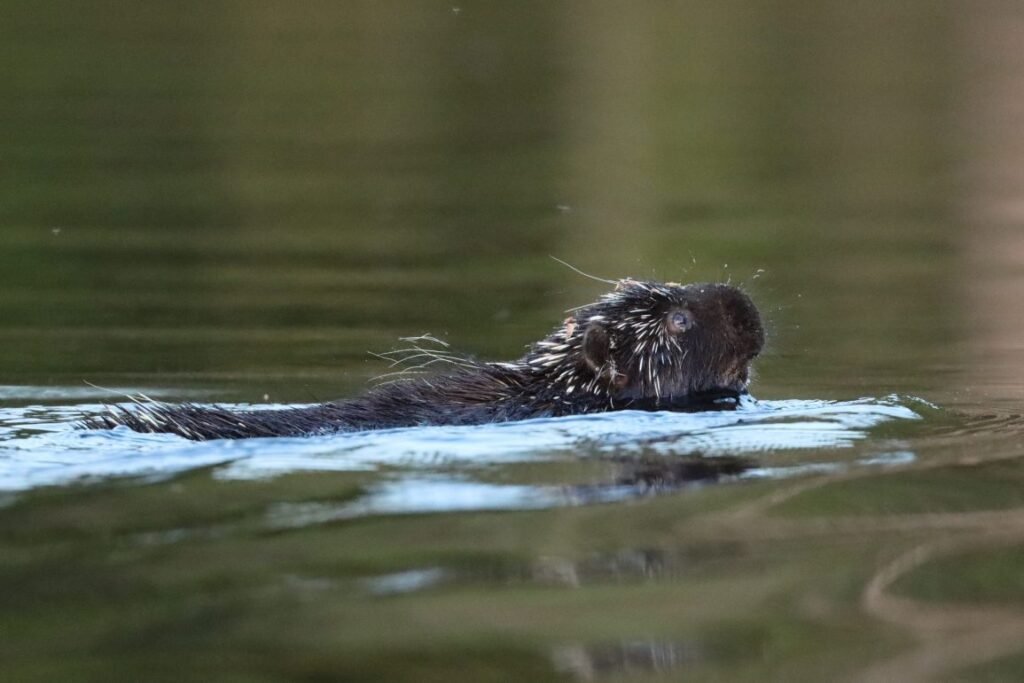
{"left": 83, "top": 279, "right": 764, "bottom": 440}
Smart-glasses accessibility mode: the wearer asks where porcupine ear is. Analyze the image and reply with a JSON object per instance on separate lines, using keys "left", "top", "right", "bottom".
{"left": 582, "top": 322, "right": 629, "bottom": 389}
{"left": 581, "top": 322, "right": 610, "bottom": 372}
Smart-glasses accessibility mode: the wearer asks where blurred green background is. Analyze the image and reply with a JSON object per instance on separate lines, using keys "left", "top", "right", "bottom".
{"left": 6, "top": 0, "right": 1015, "bottom": 405}
{"left": 5, "top": 2, "right": 1024, "bottom": 682}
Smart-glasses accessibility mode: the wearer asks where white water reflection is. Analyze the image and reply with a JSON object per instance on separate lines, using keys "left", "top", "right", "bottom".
{"left": 267, "top": 476, "right": 639, "bottom": 528}
{"left": 0, "top": 394, "right": 921, "bottom": 492}
{"left": 362, "top": 567, "right": 449, "bottom": 596}
{"left": 263, "top": 448, "right": 918, "bottom": 526}
{"left": 0, "top": 384, "right": 196, "bottom": 402}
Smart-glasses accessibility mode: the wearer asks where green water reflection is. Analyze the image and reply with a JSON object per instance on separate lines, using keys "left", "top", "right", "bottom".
{"left": 1, "top": 1, "right": 965, "bottom": 402}
{"left": 4, "top": 1, "right": 1024, "bottom": 681}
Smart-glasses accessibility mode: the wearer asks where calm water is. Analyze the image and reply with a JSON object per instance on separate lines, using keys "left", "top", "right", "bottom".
{"left": 4, "top": 2, "right": 1024, "bottom": 681}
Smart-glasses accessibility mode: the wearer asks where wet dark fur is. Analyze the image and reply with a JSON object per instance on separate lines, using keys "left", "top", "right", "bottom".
{"left": 83, "top": 280, "right": 765, "bottom": 440}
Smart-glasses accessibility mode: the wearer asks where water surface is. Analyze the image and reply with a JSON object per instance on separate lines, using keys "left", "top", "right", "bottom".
{"left": 4, "top": 2, "right": 1024, "bottom": 682}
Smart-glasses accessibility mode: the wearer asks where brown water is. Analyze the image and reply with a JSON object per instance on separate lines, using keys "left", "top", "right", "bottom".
{"left": 4, "top": 2, "right": 1024, "bottom": 681}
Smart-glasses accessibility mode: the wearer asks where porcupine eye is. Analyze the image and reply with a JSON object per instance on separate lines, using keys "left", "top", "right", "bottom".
{"left": 667, "top": 309, "right": 694, "bottom": 334}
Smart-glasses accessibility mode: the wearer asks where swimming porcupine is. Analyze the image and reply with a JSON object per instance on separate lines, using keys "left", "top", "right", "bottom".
{"left": 83, "top": 279, "right": 765, "bottom": 440}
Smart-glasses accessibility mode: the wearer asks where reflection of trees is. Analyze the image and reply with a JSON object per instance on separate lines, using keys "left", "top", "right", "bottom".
{"left": 0, "top": 4, "right": 232, "bottom": 381}
{"left": 960, "top": 2, "right": 1024, "bottom": 394}
{"left": 0, "top": 2, "right": 982, "bottom": 398}
{"left": 554, "top": 3, "right": 956, "bottom": 395}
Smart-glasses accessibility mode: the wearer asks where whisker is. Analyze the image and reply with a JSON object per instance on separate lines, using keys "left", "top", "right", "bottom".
{"left": 549, "top": 256, "right": 616, "bottom": 285}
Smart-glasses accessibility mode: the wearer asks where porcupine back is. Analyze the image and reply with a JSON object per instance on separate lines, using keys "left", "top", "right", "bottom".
{"left": 82, "top": 280, "right": 764, "bottom": 440}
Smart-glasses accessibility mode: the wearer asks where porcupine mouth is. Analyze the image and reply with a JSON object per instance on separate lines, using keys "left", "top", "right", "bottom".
{"left": 617, "top": 356, "right": 754, "bottom": 412}
{"left": 623, "top": 388, "right": 743, "bottom": 413}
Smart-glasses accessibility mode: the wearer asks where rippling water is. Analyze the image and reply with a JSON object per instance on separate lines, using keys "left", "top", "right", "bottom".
{"left": 5, "top": 2, "right": 1024, "bottom": 681}
{"left": 0, "top": 392, "right": 922, "bottom": 505}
